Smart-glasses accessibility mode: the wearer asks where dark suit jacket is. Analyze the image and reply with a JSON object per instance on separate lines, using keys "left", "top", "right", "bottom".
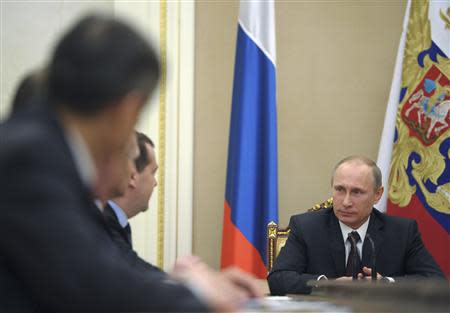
{"left": 0, "top": 105, "right": 208, "bottom": 312}
{"left": 268, "top": 208, "right": 445, "bottom": 295}
{"left": 104, "top": 203, "right": 133, "bottom": 247}
{"left": 103, "top": 203, "right": 166, "bottom": 275}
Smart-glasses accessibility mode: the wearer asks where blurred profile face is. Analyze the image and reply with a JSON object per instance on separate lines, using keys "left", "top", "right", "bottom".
{"left": 99, "top": 133, "right": 139, "bottom": 200}
{"left": 117, "top": 134, "right": 139, "bottom": 197}
{"left": 332, "top": 161, "right": 383, "bottom": 229}
{"left": 91, "top": 93, "right": 148, "bottom": 202}
{"left": 103, "top": 93, "right": 145, "bottom": 161}
{"left": 133, "top": 143, "right": 158, "bottom": 215}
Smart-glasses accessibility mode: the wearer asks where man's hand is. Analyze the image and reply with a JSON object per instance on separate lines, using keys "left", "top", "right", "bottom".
{"left": 335, "top": 266, "right": 383, "bottom": 281}
{"left": 221, "top": 266, "right": 265, "bottom": 298}
{"left": 171, "top": 256, "right": 262, "bottom": 312}
{"left": 358, "top": 266, "right": 383, "bottom": 280}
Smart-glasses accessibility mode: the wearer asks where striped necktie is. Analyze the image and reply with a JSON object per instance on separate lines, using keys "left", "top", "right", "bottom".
{"left": 346, "top": 231, "right": 362, "bottom": 279}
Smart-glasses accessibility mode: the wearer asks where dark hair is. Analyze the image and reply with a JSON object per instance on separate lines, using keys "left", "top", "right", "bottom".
{"left": 47, "top": 14, "right": 160, "bottom": 114}
{"left": 11, "top": 70, "right": 46, "bottom": 114}
{"left": 134, "top": 132, "right": 154, "bottom": 173}
{"left": 331, "top": 155, "right": 382, "bottom": 190}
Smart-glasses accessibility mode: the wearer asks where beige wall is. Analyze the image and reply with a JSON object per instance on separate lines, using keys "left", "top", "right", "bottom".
{"left": 194, "top": 0, "right": 406, "bottom": 269}
{"left": 0, "top": 1, "right": 112, "bottom": 119}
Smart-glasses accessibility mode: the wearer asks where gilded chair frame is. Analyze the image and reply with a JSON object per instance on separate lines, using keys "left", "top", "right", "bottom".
{"left": 267, "top": 221, "right": 290, "bottom": 272}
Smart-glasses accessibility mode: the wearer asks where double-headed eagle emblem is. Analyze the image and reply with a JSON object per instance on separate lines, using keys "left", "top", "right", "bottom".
{"left": 389, "top": 0, "right": 450, "bottom": 215}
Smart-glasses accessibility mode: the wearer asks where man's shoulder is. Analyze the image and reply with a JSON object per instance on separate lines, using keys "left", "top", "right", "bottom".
{"left": 292, "top": 207, "right": 332, "bottom": 219}
{"left": 0, "top": 108, "right": 81, "bottom": 201}
{"left": 372, "top": 208, "right": 416, "bottom": 228}
{"left": 1, "top": 115, "right": 47, "bottom": 144}
{"left": 0, "top": 108, "right": 63, "bottom": 158}
{"left": 289, "top": 207, "right": 333, "bottom": 228}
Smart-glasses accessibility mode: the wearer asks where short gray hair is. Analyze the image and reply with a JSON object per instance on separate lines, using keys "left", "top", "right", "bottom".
{"left": 331, "top": 155, "right": 382, "bottom": 190}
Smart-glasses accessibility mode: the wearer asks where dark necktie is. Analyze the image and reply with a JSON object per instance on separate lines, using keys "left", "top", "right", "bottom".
{"left": 346, "top": 231, "right": 362, "bottom": 279}
{"left": 124, "top": 223, "right": 132, "bottom": 247}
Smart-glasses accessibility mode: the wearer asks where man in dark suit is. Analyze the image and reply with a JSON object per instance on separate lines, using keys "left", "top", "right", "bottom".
{"left": 268, "top": 155, "right": 444, "bottom": 295}
{"left": 104, "top": 132, "right": 164, "bottom": 273}
{"left": 0, "top": 14, "right": 259, "bottom": 313}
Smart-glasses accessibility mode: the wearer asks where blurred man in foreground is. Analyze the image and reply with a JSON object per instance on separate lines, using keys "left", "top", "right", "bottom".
{"left": 0, "top": 14, "right": 261, "bottom": 313}
{"left": 268, "top": 155, "right": 444, "bottom": 295}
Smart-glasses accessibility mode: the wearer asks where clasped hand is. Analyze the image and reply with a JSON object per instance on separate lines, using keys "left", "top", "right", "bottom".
{"left": 335, "top": 266, "right": 383, "bottom": 281}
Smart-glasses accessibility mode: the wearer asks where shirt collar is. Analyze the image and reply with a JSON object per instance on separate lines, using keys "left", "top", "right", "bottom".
{"left": 339, "top": 216, "right": 370, "bottom": 243}
{"left": 63, "top": 125, "right": 97, "bottom": 189}
{"left": 108, "top": 200, "right": 129, "bottom": 228}
{"left": 93, "top": 199, "right": 104, "bottom": 212}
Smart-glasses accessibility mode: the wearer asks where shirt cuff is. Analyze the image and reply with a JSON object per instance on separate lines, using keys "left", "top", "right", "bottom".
{"left": 317, "top": 275, "right": 328, "bottom": 281}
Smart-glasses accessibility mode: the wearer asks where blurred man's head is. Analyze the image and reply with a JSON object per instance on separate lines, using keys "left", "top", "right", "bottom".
{"left": 114, "top": 132, "right": 158, "bottom": 219}
{"left": 47, "top": 14, "right": 159, "bottom": 115}
{"left": 45, "top": 14, "right": 159, "bottom": 199}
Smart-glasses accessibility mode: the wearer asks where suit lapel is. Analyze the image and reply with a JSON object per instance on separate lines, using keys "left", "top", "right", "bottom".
{"left": 104, "top": 203, "right": 132, "bottom": 246}
{"left": 327, "top": 210, "right": 346, "bottom": 276}
{"left": 362, "top": 209, "right": 385, "bottom": 268}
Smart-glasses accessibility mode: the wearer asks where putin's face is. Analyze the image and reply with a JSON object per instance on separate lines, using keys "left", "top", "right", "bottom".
{"left": 332, "top": 161, "right": 383, "bottom": 229}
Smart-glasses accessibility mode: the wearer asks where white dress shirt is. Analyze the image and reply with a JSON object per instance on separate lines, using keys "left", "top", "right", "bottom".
{"left": 338, "top": 217, "right": 370, "bottom": 264}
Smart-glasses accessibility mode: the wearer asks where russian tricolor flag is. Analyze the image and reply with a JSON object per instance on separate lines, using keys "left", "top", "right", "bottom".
{"left": 221, "top": 1, "right": 278, "bottom": 278}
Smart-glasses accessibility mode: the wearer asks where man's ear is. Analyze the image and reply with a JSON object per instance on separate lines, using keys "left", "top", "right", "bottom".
{"left": 374, "top": 186, "right": 384, "bottom": 204}
{"left": 129, "top": 172, "right": 138, "bottom": 189}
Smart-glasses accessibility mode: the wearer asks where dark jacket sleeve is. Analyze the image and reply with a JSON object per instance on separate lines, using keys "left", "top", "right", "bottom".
{"left": 103, "top": 206, "right": 167, "bottom": 276}
{"left": 393, "top": 219, "right": 445, "bottom": 281}
{"left": 267, "top": 215, "right": 320, "bottom": 295}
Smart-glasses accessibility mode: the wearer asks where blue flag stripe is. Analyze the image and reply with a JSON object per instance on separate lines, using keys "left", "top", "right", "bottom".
{"left": 225, "top": 24, "right": 278, "bottom": 264}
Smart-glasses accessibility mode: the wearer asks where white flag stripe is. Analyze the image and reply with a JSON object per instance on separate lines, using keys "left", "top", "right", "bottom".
{"left": 239, "top": 1, "right": 276, "bottom": 65}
